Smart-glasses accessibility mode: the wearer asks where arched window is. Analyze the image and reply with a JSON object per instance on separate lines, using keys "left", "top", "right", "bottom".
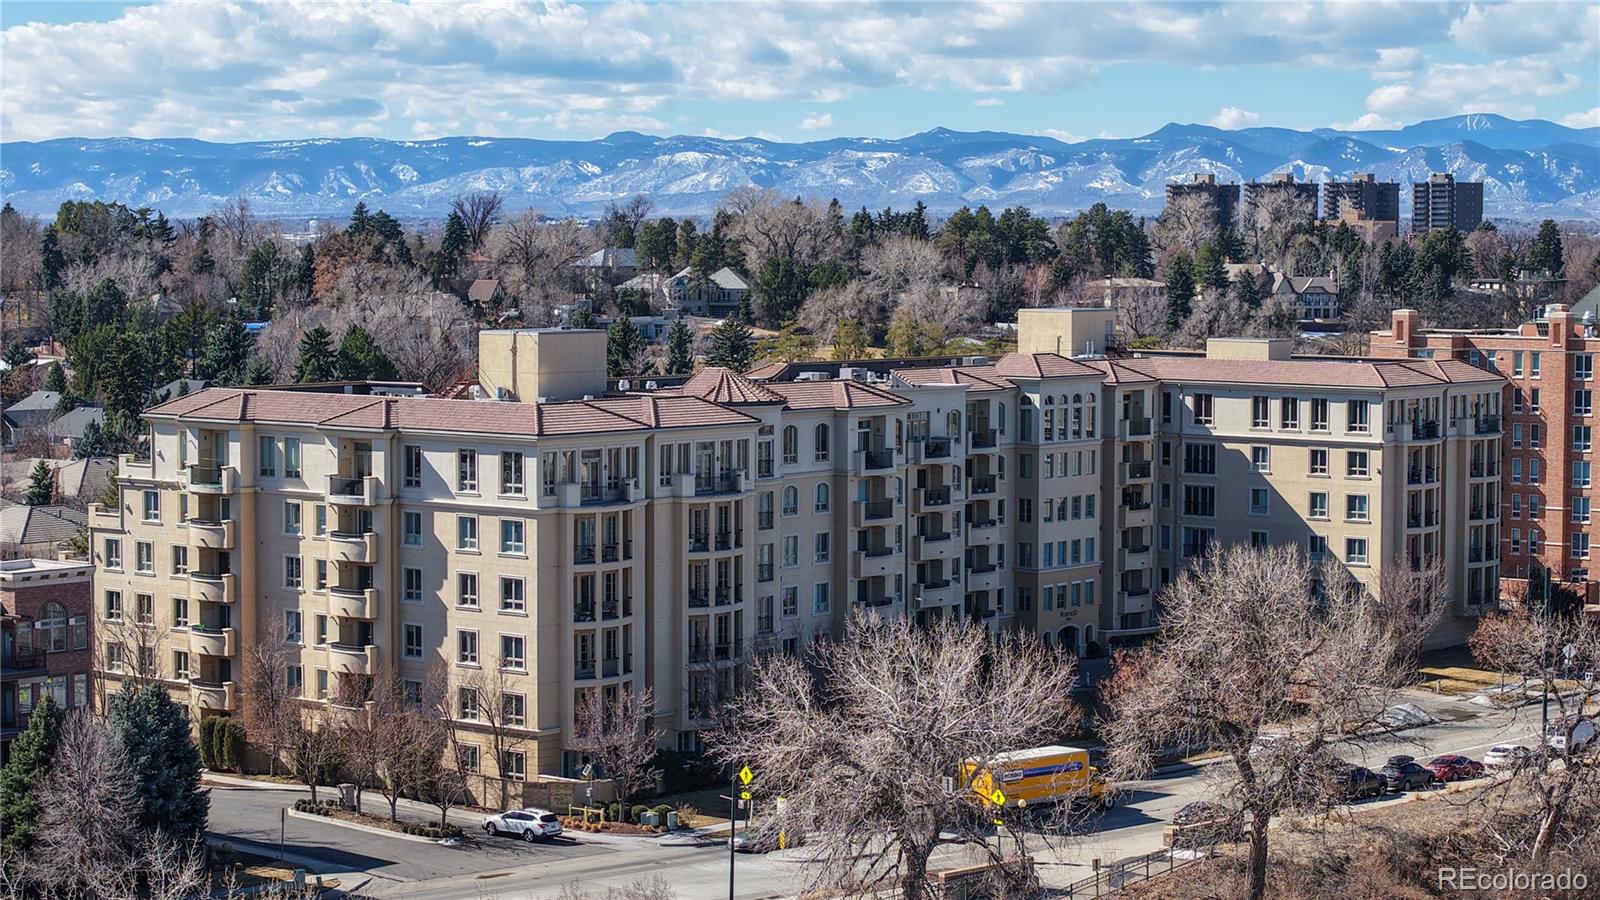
{"left": 1085, "top": 393, "right": 1097, "bottom": 437}
{"left": 947, "top": 411, "right": 961, "bottom": 438}
{"left": 1071, "top": 392, "right": 1083, "bottom": 439}
{"left": 782, "top": 426, "right": 799, "bottom": 464}
{"left": 815, "top": 482, "right": 830, "bottom": 512}
{"left": 814, "top": 424, "right": 830, "bottom": 462}
{"left": 39, "top": 601, "right": 67, "bottom": 653}
{"left": 782, "top": 486, "right": 799, "bottom": 516}
{"left": 1042, "top": 396, "right": 1055, "bottom": 441}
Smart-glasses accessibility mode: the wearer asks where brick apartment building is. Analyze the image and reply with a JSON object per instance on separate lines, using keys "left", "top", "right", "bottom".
{"left": 1371, "top": 305, "right": 1600, "bottom": 607}
{"left": 2, "top": 557, "right": 94, "bottom": 762}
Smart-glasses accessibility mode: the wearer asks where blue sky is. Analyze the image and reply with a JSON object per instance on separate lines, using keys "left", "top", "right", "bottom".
{"left": 2, "top": 1, "right": 1596, "bottom": 143}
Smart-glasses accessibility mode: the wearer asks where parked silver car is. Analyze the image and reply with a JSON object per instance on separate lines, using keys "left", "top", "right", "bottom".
{"left": 484, "top": 807, "right": 563, "bottom": 842}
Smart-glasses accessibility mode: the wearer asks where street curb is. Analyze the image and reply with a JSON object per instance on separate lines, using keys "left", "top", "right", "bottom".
{"left": 204, "top": 834, "right": 408, "bottom": 885}
{"left": 204, "top": 772, "right": 304, "bottom": 791}
{"left": 286, "top": 808, "right": 442, "bottom": 845}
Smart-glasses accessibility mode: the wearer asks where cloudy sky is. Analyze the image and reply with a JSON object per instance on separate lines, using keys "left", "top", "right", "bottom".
{"left": 2, "top": 0, "right": 1596, "bottom": 144}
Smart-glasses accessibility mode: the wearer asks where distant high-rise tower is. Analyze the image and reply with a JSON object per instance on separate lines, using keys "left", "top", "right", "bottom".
{"left": 1411, "top": 173, "right": 1484, "bottom": 233}
{"left": 1322, "top": 173, "right": 1400, "bottom": 222}
{"left": 1164, "top": 173, "right": 1241, "bottom": 232}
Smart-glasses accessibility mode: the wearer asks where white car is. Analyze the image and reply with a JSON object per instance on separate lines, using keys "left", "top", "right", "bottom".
{"left": 1545, "top": 716, "right": 1598, "bottom": 754}
{"left": 484, "top": 807, "right": 563, "bottom": 842}
{"left": 1482, "top": 744, "right": 1532, "bottom": 769}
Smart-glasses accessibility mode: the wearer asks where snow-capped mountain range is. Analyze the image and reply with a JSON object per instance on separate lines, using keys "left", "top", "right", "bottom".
{"left": 1, "top": 114, "right": 1595, "bottom": 222}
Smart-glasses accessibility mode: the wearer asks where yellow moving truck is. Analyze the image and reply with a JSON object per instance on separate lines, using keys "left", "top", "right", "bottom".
{"left": 965, "top": 745, "right": 1115, "bottom": 809}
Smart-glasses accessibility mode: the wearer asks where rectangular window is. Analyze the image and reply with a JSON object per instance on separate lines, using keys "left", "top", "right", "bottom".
{"left": 501, "top": 452, "right": 525, "bottom": 495}
{"left": 1576, "top": 426, "right": 1593, "bottom": 452}
{"left": 284, "top": 556, "right": 303, "bottom": 589}
{"left": 172, "top": 545, "right": 188, "bottom": 575}
{"left": 1279, "top": 397, "right": 1299, "bottom": 429}
{"left": 1513, "top": 423, "right": 1524, "bottom": 448}
{"left": 1249, "top": 488, "right": 1269, "bottom": 515}
{"left": 1531, "top": 389, "right": 1542, "bottom": 413}
{"left": 1309, "top": 448, "right": 1328, "bottom": 476}
{"left": 782, "top": 586, "right": 798, "bottom": 617}
{"left": 1575, "top": 461, "right": 1593, "bottom": 488}
{"left": 782, "top": 536, "right": 798, "bottom": 567}
{"left": 1530, "top": 459, "right": 1543, "bottom": 484}
{"left": 284, "top": 437, "right": 302, "bottom": 478}
{"left": 287, "top": 666, "right": 303, "bottom": 697}
{"left": 316, "top": 668, "right": 329, "bottom": 700}
{"left": 1577, "top": 390, "right": 1594, "bottom": 416}
{"left": 500, "top": 519, "right": 525, "bottom": 555}
{"left": 1251, "top": 446, "right": 1269, "bottom": 472}
{"left": 174, "top": 650, "right": 190, "bottom": 680}
{"left": 172, "top": 597, "right": 189, "bottom": 629}
{"left": 1346, "top": 401, "right": 1368, "bottom": 434}
{"left": 285, "top": 610, "right": 303, "bottom": 643}
{"left": 457, "top": 449, "right": 478, "bottom": 492}
{"left": 1309, "top": 491, "right": 1329, "bottom": 519}
{"left": 1310, "top": 398, "right": 1330, "bottom": 431}
{"left": 500, "top": 636, "right": 526, "bottom": 670}
{"left": 403, "top": 445, "right": 424, "bottom": 488}
{"left": 1577, "top": 354, "right": 1593, "bottom": 381}
{"left": 1251, "top": 396, "right": 1269, "bottom": 428}
{"left": 502, "top": 694, "right": 526, "bottom": 728}
{"left": 315, "top": 558, "right": 328, "bottom": 591}
{"left": 1182, "top": 485, "right": 1216, "bottom": 517}
{"left": 814, "top": 532, "right": 830, "bottom": 563}
{"left": 104, "top": 539, "right": 122, "bottom": 570}
{"left": 1308, "top": 534, "right": 1327, "bottom": 560}
{"left": 258, "top": 436, "right": 277, "bottom": 477}
{"left": 500, "top": 749, "right": 527, "bottom": 781}
{"left": 458, "top": 688, "right": 480, "bottom": 720}
{"left": 457, "top": 515, "right": 479, "bottom": 551}
{"left": 1193, "top": 393, "right": 1214, "bottom": 425}
{"left": 500, "top": 576, "right": 526, "bottom": 613}
{"left": 403, "top": 567, "right": 423, "bottom": 603}
{"left": 457, "top": 630, "right": 479, "bottom": 665}
{"left": 1531, "top": 423, "right": 1542, "bottom": 447}
{"left": 1346, "top": 494, "right": 1370, "bottom": 522}
{"left": 458, "top": 573, "right": 479, "bottom": 608}
{"left": 1182, "top": 443, "right": 1216, "bottom": 474}
{"left": 1573, "top": 533, "right": 1591, "bottom": 558}
{"left": 135, "top": 541, "right": 153, "bottom": 574}
{"left": 284, "top": 501, "right": 302, "bottom": 535}
{"left": 142, "top": 490, "right": 160, "bottom": 522}
{"left": 1346, "top": 450, "right": 1369, "bottom": 478}
{"left": 1573, "top": 497, "right": 1591, "bottom": 523}
{"left": 1345, "top": 537, "right": 1369, "bottom": 565}
{"left": 314, "top": 504, "right": 327, "bottom": 536}
{"left": 105, "top": 589, "right": 123, "bottom": 621}
{"left": 812, "top": 583, "right": 830, "bottom": 615}
{"left": 135, "top": 593, "right": 153, "bottom": 625}
{"left": 1531, "top": 351, "right": 1541, "bottom": 378}
{"left": 403, "top": 510, "right": 423, "bottom": 546}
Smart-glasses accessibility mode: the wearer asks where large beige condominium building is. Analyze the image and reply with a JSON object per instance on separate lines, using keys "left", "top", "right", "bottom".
{"left": 90, "top": 318, "right": 1505, "bottom": 789}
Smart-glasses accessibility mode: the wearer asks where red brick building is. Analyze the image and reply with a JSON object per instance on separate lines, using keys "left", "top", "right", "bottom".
{"left": 2, "top": 557, "right": 94, "bottom": 762}
{"left": 1371, "top": 306, "right": 1600, "bottom": 608}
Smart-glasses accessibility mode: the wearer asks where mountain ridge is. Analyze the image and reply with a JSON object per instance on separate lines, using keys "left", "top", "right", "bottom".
{"left": 2, "top": 114, "right": 1595, "bottom": 222}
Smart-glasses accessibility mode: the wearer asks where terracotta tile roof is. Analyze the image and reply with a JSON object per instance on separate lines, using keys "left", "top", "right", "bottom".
{"left": 675, "top": 367, "right": 787, "bottom": 405}
{"left": 892, "top": 365, "right": 1013, "bottom": 393}
{"left": 145, "top": 389, "right": 758, "bottom": 437}
{"left": 993, "top": 352, "right": 1106, "bottom": 379}
{"left": 742, "top": 361, "right": 788, "bottom": 380}
{"left": 764, "top": 380, "right": 911, "bottom": 410}
{"left": 1126, "top": 356, "right": 1505, "bottom": 389}
{"left": 1077, "top": 358, "right": 1161, "bottom": 384}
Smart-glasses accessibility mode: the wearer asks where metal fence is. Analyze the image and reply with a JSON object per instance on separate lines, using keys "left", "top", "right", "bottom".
{"left": 1061, "top": 847, "right": 1214, "bottom": 898}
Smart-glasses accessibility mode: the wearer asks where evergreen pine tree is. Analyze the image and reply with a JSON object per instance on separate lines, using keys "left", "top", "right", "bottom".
{"left": 706, "top": 312, "right": 755, "bottom": 372}
{"left": 1194, "top": 242, "right": 1228, "bottom": 292}
{"left": 0, "top": 695, "right": 64, "bottom": 858}
{"left": 831, "top": 318, "right": 869, "bottom": 361}
{"left": 40, "top": 226, "right": 66, "bottom": 292}
{"left": 198, "top": 311, "right": 252, "bottom": 385}
{"left": 25, "top": 460, "right": 54, "bottom": 506}
{"left": 1164, "top": 254, "right": 1195, "bottom": 331}
{"left": 665, "top": 318, "right": 694, "bottom": 375}
{"left": 75, "top": 419, "right": 108, "bottom": 459}
{"left": 294, "top": 244, "right": 317, "bottom": 301}
{"left": 336, "top": 325, "right": 397, "bottom": 381}
{"left": 606, "top": 314, "right": 649, "bottom": 377}
{"left": 347, "top": 201, "right": 372, "bottom": 235}
{"left": 43, "top": 361, "right": 67, "bottom": 393}
{"left": 1528, "top": 219, "right": 1564, "bottom": 275}
{"left": 570, "top": 306, "right": 598, "bottom": 330}
{"left": 294, "top": 326, "right": 337, "bottom": 383}
{"left": 108, "top": 686, "right": 209, "bottom": 844}
{"left": 440, "top": 211, "right": 469, "bottom": 269}
{"left": 238, "top": 242, "right": 282, "bottom": 317}
{"left": 246, "top": 356, "right": 275, "bottom": 385}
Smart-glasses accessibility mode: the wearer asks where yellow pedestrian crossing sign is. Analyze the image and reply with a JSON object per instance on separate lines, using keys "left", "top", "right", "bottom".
{"left": 738, "top": 765, "right": 754, "bottom": 785}
{"left": 989, "top": 788, "right": 1006, "bottom": 806}
{"left": 739, "top": 790, "right": 752, "bottom": 801}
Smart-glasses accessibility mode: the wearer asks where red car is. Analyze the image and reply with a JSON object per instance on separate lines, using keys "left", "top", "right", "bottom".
{"left": 1423, "top": 755, "right": 1483, "bottom": 782}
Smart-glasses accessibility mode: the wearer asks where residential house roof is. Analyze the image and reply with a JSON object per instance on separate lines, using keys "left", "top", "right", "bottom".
{"left": 671, "top": 266, "right": 749, "bottom": 291}
{"left": 0, "top": 503, "right": 85, "bottom": 549}
{"left": 48, "top": 406, "right": 105, "bottom": 442}
{"left": 467, "top": 279, "right": 502, "bottom": 304}
{"left": 674, "top": 368, "right": 787, "bottom": 405}
{"left": 54, "top": 457, "right": 115, "bottom": 502}
{"left": 764, "top": 380, "right": 910, "bottom": 410}
{"left": 993, "top": 352, "right": 1107, "bottom": 380}
{"left": 891, "top": 365, "right": 1013, "bottom": 393}
{"left": 1125, "top": 355, "right": 1501, "bottom": 389}
{"left": 574, "top": 248, "right": 637, "bottom": 269}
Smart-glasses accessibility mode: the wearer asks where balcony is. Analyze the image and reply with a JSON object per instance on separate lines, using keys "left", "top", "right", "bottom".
{"left": 1119, "top": 545, "right": 1152, "bottom": 569}
{"left": 1118, "top": 417, "right": 1153, "bottom": 439}
{"left": 188, "top": 626, "right": 237, "bottom": 657}
{"left": 857, "top": 592, "right": 898, "bottom": 608}
{"left": 713, "top": 587, "right": 742, "bottom": 607}
{"left": 919, "top": 487, "right": 951, "bottom": 509}
{"left": 188, "top": 519, "right": 235, "bottom": 550}
{"left": 1407, "top": 467, "right": 1439, "bottom": 485}
{"left": 2, "top": 649, "right": 47, "bottom": 676}
{"left": 327, "top": 474, "right": 379, "bottom": 507}
{"left": 969, "top": 476, "right": 997, "bottom": 495}
{"left": 183, "top": 464, "right": 238, "bottom": 495}
{"left": 1475, "top": 415, "right": 1501, "bottom": 435}
{"left": 970, "top": 429, "right": 998, "bottom": 450}
{"left": 329, "top": 586, "right": 378, "bottom": 620}
{"left": 1406, "top": 512, "right": 1440, "bottom": 529}
{"left": 913, "top": 533, "right": 957, "bottom": 560}
{"left": 1118, "top": 588, "right": 1154, "bottom": 615}
{"left": 853, "top": 545, "right": 898, "bottom": 578}
{"left": 328, "top": 642, "right": 378, "bottom": 676}
{"left": 1409, "top": 419, "right": 1441, "bottom": 440}
{"left": 858, "top": 499, "right": 895, "bottom": 523}
{"left": 693, "top": 470, "right": 751, "bottom": 496}
{"left": 856, "top": 447, "right": 895, "bottom": 471}
{"left": 1123, "top": 461, "right": 1152, "bottom": 481}
{"left": 714, "top": 530, "right": 736, "bottom": 552}
{"left": 189, "top": 679, "right": 237, "bottom": 712}
{"left": 914, "top": 580, "right": 956, "bottom": 608}
{"left": 910, "top": 436, "right": 953, "bottom": 463}
{"left": 328, "top": 531, "right": 378, "bottom": 564}
{"left": 574, "top": 601, "right": 597, "bottom": 623}
{"left": 189, "top": 573, "right": 237, "bottom": 605}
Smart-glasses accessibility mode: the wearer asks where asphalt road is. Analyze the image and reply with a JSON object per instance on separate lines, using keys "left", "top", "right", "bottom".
{"left": 205, "top": 691, "right": 1547, "bottom": 898}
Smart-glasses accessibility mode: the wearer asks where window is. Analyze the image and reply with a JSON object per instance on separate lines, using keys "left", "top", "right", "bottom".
{"left": 403, "top": 445, "right": 424, "bottom": 488}
{"left": 814, "top": 424, "right": 831, "bottom": 461}
{"left": 457, "top": 515, "right": 479, "bottom": 550}
{"left": 1530, "top": 495, "right": 1542, "bottom": 518}
{"left": 314, "top": 504, "right": 326, "bottom": 536}
{"left": 782, "top": 486, "right": 798, "bottom": 516}
{"left": 1512, "top": 351, "right": 1523, "bottom": 377}
{"left": 782, "top": 586, "right": 799, "bottom": 617}
{"left": 1310, "top": 398, "right": 1330, "bottom": 431}
{"left": 1576, "top": 426, "right": 1593, "bottom": 452}
{"left": 403, "top": 510, "right": 423, "bottom": 546}
{"left": 1308, "top": 534, "right": 1328, "bottom": 560}
{"left": 258, "top": 436, "right": 277, "bottom": 476}
{"left": 284, "top": 556, "right": 303, "bottom": 588}
{"left": 500, "top": 635, "right": 526, "bottom": 670}
{"left": 1346, "top": 494, "right": 1370, "bottom": 522}
{"left": 1531, "top": 389, "right": 1542, "bottom": 412}
{"left": 1309, "top": 491, "right": 1329, "bottom": 519}
{"left": 283, "top": 501, "right": 302, "bottom": 535}
{"left": 1530, "top": 460, "right": 1543, "bottom": 484}
{"left": 104, "top": 589, "right": 123, "bottom": 621}
{"left": 782, "top": 536, "right": 799, "bottom": 567}
{"left": 1513, "top": 423, "right": 1524, "bottom": 448}
{"left": 285, "top": 610, "right": 303, "bottom": 643}
{"left": 500, "top": 576, "right": 526, "bottom": 613}
{"left": 1306, "top": 447, "right": 1327, "bottom": 476}
{"left": 1181, "top": 526, "right": 1215, "bottom": 557}
{"left": 174, "top": 650, "right": 190, "bottom": 680}
{"left": 135, "top": 593, "right": 153, "bottom": 625}
{"left": 172, "top": 545, "right": 188, "bottom": 575}
{"left": 502, "top": 693, "right": 526, "bottom": 728}
{"left": 1250, "top": 530, "right": 1269, "bottom": 549}
{"left": 316, "top": 668, "right": 330, "bottom": 700}
{"left": 1531, "top": 423, "right": 1543, "bottom": 447}
{"left": 500, "top": 749, "right": 527, "bottom": 780}
{"left": 814, "top": 483, "right": 830, "bottom": 512}
{"left": 1182, "top": 444, "right": 1216, "bottom": 475}
{"left": 1251, "top": 446, "right": 1269, "bottom": 472}
{"left": 1574, "top": 534, "right": 1591, "bottom": 559}
{"left": 142, "top": 490, "right": 160, "bottom": 522}
{"left": 782, "top": 426, "right": 799, "bottom": 464}
{"left": 458, "top": 573, "right": 480, "bottom": 608}
{"left": 1346, "top": 401, "right": 1368, "bottom": 434}
{"left": 135, "top": 541, "right": 153, "bottom": 574}
{"left": 1577, "top": 354, "right": 1594, "bottom": 381}
{"left": 457, "top": 449, "right": 478, "bottom": 492}
{"left": 1577, "top": 390, "right": 1593, "bottom": 416}
{"left": 287, "top": 666, "right": 303, "bottom": 697}
{"left": 1346, "top": 450, "right": 1369, "bottom": 478}
{"left": 500, "top": 519, "right": 525, "bottom": 554}
{"left": 501, "top": 451, "right": 525, "bottom": 495}
{"left": 403, "top": 567, "right": 423, "bottom": 603}
{"left": 1345, "top": 538, "right": 1369, "bottom": 565}
{"left": 1575, "top": 461, "right": 1593, "bottom": 488}
{"left": 458, "top": 688, "right": 480, "bottom": 720}
{"left": 1192, "top": 393, "right": 1214, "bottom": 425}
{"left": 1182, "top": 484, "right": 1216, "bottom": 517}
{"left": 458, "top": 744, "right": 481, "bottom": 772}
{"left": 284, "top": 437, "right": 302, "bottom": 478}
{"left": 1280, "top": 398, "right": 1299, "bottom": 429}
{"left": 814, "top": 532, "right": 830, "bottom": 563}
{"left": 315, "top": 614, "right": 328, "bottom": 645}
{"left": 1512, "top": 458, "right": 1522, "bottom": 483}
{"left": 1574, "top": 497, "right": 1591, "bottom": 523}
{"left": 813, "top": 583, "right": 830, "bottom": 615}
{"left": 314, "top": 559, "right": 328, "bottom": 591}
{"left": 1251, "top": 396, "right": 1269, "bottom": 428}
{"left": 457, "top": 629, "right": 479, "bottom": 665}
{"left": 1531, "top": 351, "right": 1541, "bottom": 378}
{"left": 104, "top": 539, "right": 122, "bottom": 570}
{"left": 1249, "top": 488, "right": 1269, "bottom": 515}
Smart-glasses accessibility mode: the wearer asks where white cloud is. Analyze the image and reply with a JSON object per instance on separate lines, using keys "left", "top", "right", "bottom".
{"left": 1041, "top": 128, "right": 1085, "bottom": 143}
{"left": 1359, "top": 57, "right": 1584, "bottom": 123}
{"left": 1560, "top": 107, "right": 1600, "bottom": 128}
{"left": 973, "top": 97, "right": 1005, "bottom": 107}
{"left": 1209, "top": 107, "right": 1260, "bottom": 129}
{"left": 1329, "top": 112, "right": 1402, "bottom": 131}
{"left": 799, "top": 112, "right": 833, "bottom": 131}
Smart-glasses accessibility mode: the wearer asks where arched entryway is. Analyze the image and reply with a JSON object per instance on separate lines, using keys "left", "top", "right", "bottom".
{"left": 1057, "top": 625, "right": 1080, "bottom": 655}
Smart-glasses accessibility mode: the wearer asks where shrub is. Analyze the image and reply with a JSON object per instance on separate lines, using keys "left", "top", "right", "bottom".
{"left": 652, "top": 803, "right": 672, "bottom": 816}
{"left": 606, "top": 801, "right": 623, "bottom": 822}
{"left": 631, "top": 804, "right": 651, "bottom": 823}
{"left": 197, "top": 718, "right": 218, "bottom": 769}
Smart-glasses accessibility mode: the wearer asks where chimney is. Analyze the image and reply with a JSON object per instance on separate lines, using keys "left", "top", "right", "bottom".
{"left": 1391, "top": 308, "right": 1419, "bottom": 346}
{"left": 1548, "top": 304, "right": 1572, "bottom": 350}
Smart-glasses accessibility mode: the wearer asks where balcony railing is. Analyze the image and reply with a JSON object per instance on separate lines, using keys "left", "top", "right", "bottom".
{"left": 922, "top": 436, "right": 952, "bottom": 459}
{"left": 1125, "top": 461, "right": 1152, "bottom": 480}
{"left": 922, "top": 487, "right": 951, "bottom": 507}
{"left": 1123, "top": 495, "right": 1152, "bottom": 511}
{"left": 1122, "top": 417, "right": 1152, "bottom": 437}
{"left": 688, "top": 533, "right": 710, "bottom": 552}
{"left": 864, "top": 449, "right": 894, "bottom": 470}
{"left": 574, "top": 545, "right": 597, "bottom": 564}
{"left": 861, "top": 545, "right": 894, "bottom": 558}
{"left": 1411, "top": 419, "right": 1440, "bottom": 440}
{"left": 969, "top": 517, "right": 997, "bottom": 530}
{"left": 1476, "top": 415, "right": 1501, "bottom": 434}
{"left": 970, "top": 476, "right": 997, "bottom": 495}
{"left": 2, "top": 650, "right": 47, "bottom": 674}
{"left": 968, "top": 561, "right": 998, "bottom": 575}
{"left": 863, "top": 500, "right": 894, "bottom": 520}
{"left": 970, "top": 429, "right": 998, "bottom": 449}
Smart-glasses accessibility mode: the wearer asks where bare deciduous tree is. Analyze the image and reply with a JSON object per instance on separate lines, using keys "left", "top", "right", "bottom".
{"left": 1103, "top": 546, "right": 1443, "bottom": 900}
{"left": 1155, "top": 192, "right": 1221, "bottom": 257}
{"left": 415, "top": 658, "right": 471, "bottom": 826}
{"left": 492, "top": 211, "right": 597, "bottom": 323}
{"left": 570, "top": 686, "right": 660, "bottom": 805}
{"left": 452, "top": 192, "right": 504, "bottom": 252}
{"left": 722, "top": 186, "right": 840, "bottom": 275}
{"left": 799, "top": 281, "right": 883, "bottom": 345}
{"left": 292, "top": 700, "right": 342, "bottom": 805}
{"left": 716, "top": 610, "right": 1079, "bottom": 900}
{"left": 457, "top": 655, "right": 529, "bottom": 809}
{"left": 243, "top": 623, "right": 299, "bottom": 776}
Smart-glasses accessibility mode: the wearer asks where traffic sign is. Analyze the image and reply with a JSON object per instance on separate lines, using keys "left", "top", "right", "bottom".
{"left": 738, "top": 765, "right": 754, "bottom": 785}
{"left": 989, "top": 788, "right": 1006, "bottom": 806}
{"left": 739, "top": 790, "right": 752, "bottom": 801}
